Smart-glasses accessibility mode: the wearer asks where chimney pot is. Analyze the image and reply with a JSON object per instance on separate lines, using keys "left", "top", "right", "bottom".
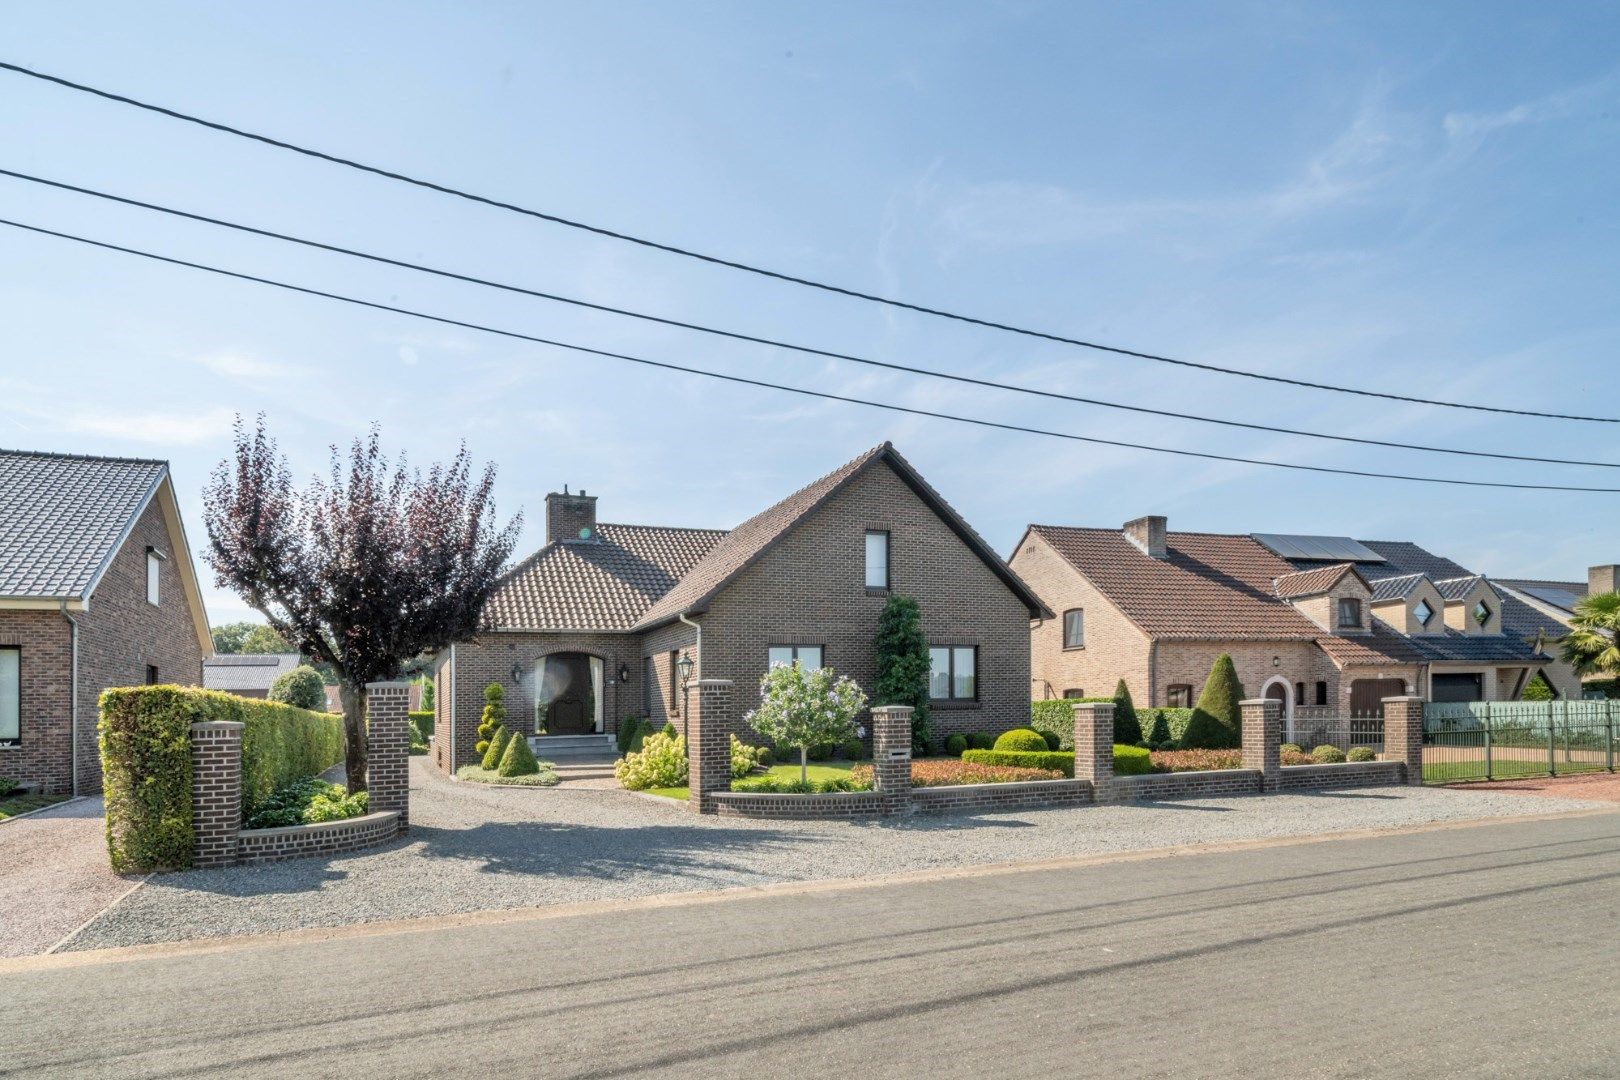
{"left": 1124, "top": 515, "right": 1168, "bottom": 560}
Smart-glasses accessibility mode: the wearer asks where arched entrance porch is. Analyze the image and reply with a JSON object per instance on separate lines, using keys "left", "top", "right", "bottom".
{"left": 533, "top": 653, "right": 604, "bottom": 735}
{"left": 1260, "top": 675, "right": 1294, "bottom": 742}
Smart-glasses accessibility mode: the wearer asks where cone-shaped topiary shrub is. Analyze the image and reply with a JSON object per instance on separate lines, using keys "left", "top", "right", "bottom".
{"left": 994, "top": 728, "right": 1050, "bottom": 752}
{"left": 1181, "top": 654, "right": 1244, "bottom": 749}
{"left": 482, "top": 727, "right": 511, "bottom": 771}
{"left": 1111, "top": 679, "right": 1143, "bottom": 745}
{"left": 498, "top": 731, "right": 540, "bottom": 777}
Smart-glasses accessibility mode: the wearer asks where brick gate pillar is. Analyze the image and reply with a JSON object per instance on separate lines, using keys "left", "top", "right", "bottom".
{"left": 871, "top": 705, "right": 914, "bottom": 815}
{"left": 1072, "top": 701, "right": 1114, "bottom": 785}
{"left": 1383, "top": 696, "right": 1425, "bottom": 785}
{"left": 366, "top": 681, "right": 412, "bottom": 831}
{"left": 190, "top": 720, "right": 243, "bottom": 868}
{"left": 1240, "top": 699, "right": 1281, "bottom": 793}
{"left": 688, "top": 679, "right": 733, "bottom": 814}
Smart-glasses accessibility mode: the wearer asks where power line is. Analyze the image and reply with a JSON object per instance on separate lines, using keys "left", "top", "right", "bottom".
{"left": 4, "top": 215, "right": 1616, "bottom": 494}
{"left": 6, "top": 167, "right": 1616, "bottom": 473}
{"left": 3, "top": 58, "right": 1613, "bottom": 426}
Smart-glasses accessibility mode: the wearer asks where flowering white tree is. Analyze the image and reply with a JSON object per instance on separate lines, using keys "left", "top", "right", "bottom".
{"left": 744, "top": 664, "right": 869, "bottom": 783}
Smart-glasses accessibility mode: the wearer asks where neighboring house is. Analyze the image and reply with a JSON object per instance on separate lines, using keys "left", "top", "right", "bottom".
{"left": 1496, "top": 565, "right": 1620, "bottom": 691}
{"left": 433, "top": 443, "right": 1046, "bottom": 771}
{"left": 202, "top": 653, "right": 302, "bottom": 699}
{"left": 0, "top": 449, "right": 212, "bottom": 794}
{"left": 1012, "top": 515, "right": 1567, "bottom": 736}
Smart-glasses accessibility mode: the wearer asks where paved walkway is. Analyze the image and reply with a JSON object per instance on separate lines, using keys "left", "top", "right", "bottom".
{"left": 0, "top": 797, "right": 136, "bottom": 958}
{"left": 1453, "top": 772, "right": 1620, "bottom": 803}
{"left": 8, "top": 812, "right": 1620, "bottom": 1078}
{"left": 63, "top": 758, "right": 1610, "bottom": 952}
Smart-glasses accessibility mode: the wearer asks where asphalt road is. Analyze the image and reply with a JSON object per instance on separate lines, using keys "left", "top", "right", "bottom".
{"left": 4, "top": 810, "right": 1617, "bottom": 1079}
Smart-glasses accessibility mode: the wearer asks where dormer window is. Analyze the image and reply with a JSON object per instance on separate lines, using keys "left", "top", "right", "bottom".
{"left": 1337, "top": 598, "right": 1361, "bottom": 629}
{"left": 1413, "top": 599, "right": 1433, "bottom": 627}
{"left": 1473, "top": 599, "right": 1492, "bottom": 627}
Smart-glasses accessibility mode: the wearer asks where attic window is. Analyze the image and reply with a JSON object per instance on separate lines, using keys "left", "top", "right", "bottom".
{"left": 145, "top": 547, "right": 166, "bottom": 606}
{"left": 1337, "top": 598, "right": 1361, "bottom": 629}
{"left": 1413, "top": 599, "right": 1433, "bottom": 627}
{"left": 1473, "top": 600, "right": 1492, "bottom": 627}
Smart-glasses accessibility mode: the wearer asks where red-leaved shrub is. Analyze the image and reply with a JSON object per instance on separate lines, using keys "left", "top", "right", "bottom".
{"left": 850, "top": 760, "right": 1063, "bottom": 787}
{"left": 1151, "top": 748, "right": 1317, "bottom": 772}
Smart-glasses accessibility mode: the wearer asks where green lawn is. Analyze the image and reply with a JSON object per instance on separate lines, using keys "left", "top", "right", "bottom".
{"left": 0, "top": 792, "right": 70, "bottom": 821}
{"left": 646, "top": 760, "right": 856, "bottom": 800}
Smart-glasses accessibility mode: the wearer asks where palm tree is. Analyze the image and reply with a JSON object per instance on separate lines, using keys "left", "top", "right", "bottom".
{"left": 1559, "top": 592, "right": 1620, "bottom": 677}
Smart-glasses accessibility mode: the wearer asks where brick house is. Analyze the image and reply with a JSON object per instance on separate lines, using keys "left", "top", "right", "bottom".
{"left": 202, "top": 653, "right": 301, "bottom": 699}
{"left": 1011, "top": 515, "right": 1563, "bottom": 738}
{"left": 432, "top": 442, "right": 1046, "bottom": 771}
{"left": 1496, "top": 565, "right": 1620, "bottom": 693}
{"left": 0, "top": 450, "right": 212, "bottom": 794}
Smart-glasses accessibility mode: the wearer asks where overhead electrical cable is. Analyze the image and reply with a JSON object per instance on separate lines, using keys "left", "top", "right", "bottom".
{"left": 3, "top": 215, "right": 1616, "bottom": 494}
{"left": 4, "top": 168, "right": 1616, "bottom": 472}
{"left": 2, "top": 57, "right": 1613, "bottom": 424}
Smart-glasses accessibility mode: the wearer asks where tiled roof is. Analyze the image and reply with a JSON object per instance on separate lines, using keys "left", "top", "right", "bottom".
{"left": 1368, "top": 573, "right": 1428, "bottom": 602}
{"left": 1497, "top": 579, "right": 1585, "bottom": 616}
{"left": 1029, "top": 526, "right": 1322, "bottom": 639}
{"left": 1315, "top": 625, "right": 1427, "bottom": 666}
{"left": 203, "top": 653, "right": 302, "bottom": 691}
{"left": 1431, "top": 575, "right": 1485, "bottom": 601}
{"left": 1353, "top": 540, "right": 1473, "bottom": 582}
{"left": 0, "top": 449, "right": 167, "bottom": 599}
{"left": 484, "top": 523, "right": 726, "bottom": 631}
{"left": 634, "top": 443, "right": 1045, "bottom": 630}
{"left": 1273, "top": 563, "right": 1361, "bottom": 600}
{"left": 1352, "top": 543, "right": 1561, "bottom": 648}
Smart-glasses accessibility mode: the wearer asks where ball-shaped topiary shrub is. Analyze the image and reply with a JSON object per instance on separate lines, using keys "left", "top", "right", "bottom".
{"left": 482, "top": 727, "right": 511, "bottom": 771}
{"left": 1311, "top": 744, "right": 1347, "bottom": 764}
{"left": 1280, "top": 743, "right": 1303, "bottom": 755}
{"left": 994, "top": 728, "right": 1050, "bottom": 752}
{"left": 1346, "top": 746, "right": 1377, "bottom": 763}
{"left": 498, "top": 731, "right": 540, "bottom": 777}
{"left": 842, "top": 737, "right": 865, "bottom": 761}
{"left": 968, "top": 732, "right": 997, "bottom": 750}
{"left": 267, "top": 665, "right": 327, "bottom": 711}
{"left": 945, "top": 733, "right": 969, "bottom": 756}
{"left": 475, "top": 739, "right": 490, "bottom": 756}
{"left": 1041, "top": 730, "right": 1062, "bottom": 751}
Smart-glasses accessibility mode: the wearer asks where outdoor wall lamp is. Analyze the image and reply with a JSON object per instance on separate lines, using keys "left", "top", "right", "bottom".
{"left": 1272, "top": 656, "right": 1280, "bottom": 668}
{"left": 511, "top": 662, "right": 523, "bottom": 683}
{"left": 618, "top": 663, "right": 631, "bottom": 683}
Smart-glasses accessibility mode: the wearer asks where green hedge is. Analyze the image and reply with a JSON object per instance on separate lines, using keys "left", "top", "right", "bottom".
{"left": 409, "top": 710, "right": 435, "bottom": 738}
{"left": 99, "top": 686, "right": 344, "bottom": 873}
{"left": 962, "top": 745, "right": 1149, "bottom": 779}
{"left": 1139, "top": 707, "right": 1194, "bottom": 746}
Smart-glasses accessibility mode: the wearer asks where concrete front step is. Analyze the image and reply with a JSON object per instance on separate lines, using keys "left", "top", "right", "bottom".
{"left": 526, "top": 734, "right": 614, "bottom": 760}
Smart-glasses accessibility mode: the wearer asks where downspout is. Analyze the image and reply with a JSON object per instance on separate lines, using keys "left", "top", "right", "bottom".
{"left": 678, "top": 612, "right": 701, "bottom": 734}
{"left": 59, "top": 601, "right": 80, "bottom": 797}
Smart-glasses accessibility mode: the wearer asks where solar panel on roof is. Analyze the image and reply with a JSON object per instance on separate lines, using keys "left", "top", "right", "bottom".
{"left": 1251, "top": 533, "right": 1386, "bottom": 564}
{"left": 1517, "top": 583, "right": 1584, "bottom": 613}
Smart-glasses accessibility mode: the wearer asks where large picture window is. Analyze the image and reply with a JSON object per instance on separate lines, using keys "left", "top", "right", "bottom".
{"left": 929, "top": 646, "right": 977, "bottom": 701}
{"left": 0, "top": 647, "right": 18, "bottom": 748}
{"left": 864, "top": 530, "right": 890, "bottom": 590}
{"left": 768, "top": 645, "right": 824, "bottom": 670}
{"left": 1062, "top": 608, "right": 1085, "bottom": 649}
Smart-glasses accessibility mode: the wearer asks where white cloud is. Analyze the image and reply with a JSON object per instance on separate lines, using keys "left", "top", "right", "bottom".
{"left": 201, "top": 354, "right": 295, "bottom": 380}
{"left": 64, "top": 407, "right": 235, "bottom": 445}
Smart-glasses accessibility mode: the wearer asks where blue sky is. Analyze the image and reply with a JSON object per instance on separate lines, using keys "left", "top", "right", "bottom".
{"left": 2, "top": 2, "right": 1617, "bottom": 624}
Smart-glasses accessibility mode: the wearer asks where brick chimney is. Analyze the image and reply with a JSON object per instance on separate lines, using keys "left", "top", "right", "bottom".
{"left": 546, "top": 486, "right": 598, "bottom": 544}
{"left": 1124, "top": 515, "right": 1168, "bottom": 560}
{"left": 1589, "top": 564, "right": 1620, "bottom": 597}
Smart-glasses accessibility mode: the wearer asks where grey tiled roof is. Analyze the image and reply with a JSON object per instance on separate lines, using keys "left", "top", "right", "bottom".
{"left": 0, "top": 449, "right": 167, "bottom": 599}
{"left": 1273, "top": 563, "right": 1361, "bottom": 600}
{"left": 1431, "top": 575, "right": 1484, "bottom": 601}
{"left": 484, "top": 523, "right": 726, "bottom": 631}
{"left": 1368, "top": 573, "right": 1427, "bottom": 602}
{"left": 203, "top": 653, "right": 302, "bottom": 691}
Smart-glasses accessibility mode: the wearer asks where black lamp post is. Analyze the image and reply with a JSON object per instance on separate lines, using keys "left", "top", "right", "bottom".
{"left": 675, "top": 651, "right": 695, "bottom": 737}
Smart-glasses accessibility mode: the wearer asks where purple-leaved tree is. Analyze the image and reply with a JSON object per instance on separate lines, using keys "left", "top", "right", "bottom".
{"left": 203, "top": 417, "right": 520, "bottom": 792}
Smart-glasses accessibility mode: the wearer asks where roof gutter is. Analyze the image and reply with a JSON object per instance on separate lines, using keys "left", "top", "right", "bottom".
{"left": 59, "top": 600, "right": 79, "bottom": 797}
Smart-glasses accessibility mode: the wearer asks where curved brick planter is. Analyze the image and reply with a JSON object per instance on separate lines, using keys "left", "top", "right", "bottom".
{"left": 236, "top": 810, "right": 402, "bottom": 864}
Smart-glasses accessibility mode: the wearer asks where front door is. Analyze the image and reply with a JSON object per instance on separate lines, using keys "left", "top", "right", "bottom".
{"left": 1349, "top": 678, "right": 1408, "bottom": 716}
{"left": 536, "top": 653, "right": 601, "bottom": 735}
{"left": 549, "top": 695, "right": 590, "bottom": 734}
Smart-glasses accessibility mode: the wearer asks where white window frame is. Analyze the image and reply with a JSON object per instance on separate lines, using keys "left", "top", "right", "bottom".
{"left": 145, "top": 548, "right": 163, "bottom": 606}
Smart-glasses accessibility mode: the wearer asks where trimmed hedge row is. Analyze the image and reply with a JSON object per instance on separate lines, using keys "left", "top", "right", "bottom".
{"left": 409, "top": 710, "right": 435, "bottom": 737}
{"left": 1030, "top": 701, "right": 1196, "bottom": 750}
{"left": 100, "top": 685, "right": 344, "bottom": 873}
{"left": 961, "top": 745, "right": 1153, "bottom": 778}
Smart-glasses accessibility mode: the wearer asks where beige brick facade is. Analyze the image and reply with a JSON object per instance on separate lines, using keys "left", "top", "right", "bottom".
{"left": 1012, "top": 531, "right": 1151, "bottom": 703}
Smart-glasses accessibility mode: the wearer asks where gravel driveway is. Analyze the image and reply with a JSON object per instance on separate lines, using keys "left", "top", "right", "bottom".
{"left": 0, "top": 797, "right": 137, "bottom": 957}
{"left": 64, "top": 759, "right": 1611, "bottom": 952}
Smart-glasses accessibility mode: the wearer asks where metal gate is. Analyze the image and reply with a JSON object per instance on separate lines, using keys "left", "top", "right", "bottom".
{"left": 1423, "top": 700, "right": 1620, "bottom": 784}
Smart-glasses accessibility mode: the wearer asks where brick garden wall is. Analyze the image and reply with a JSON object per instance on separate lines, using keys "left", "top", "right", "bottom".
{"left": 1279, "top": 762, "right": 1407, "bottom": 790}
{"left": 236, "top": 811, "right": 401, "bottom": 863}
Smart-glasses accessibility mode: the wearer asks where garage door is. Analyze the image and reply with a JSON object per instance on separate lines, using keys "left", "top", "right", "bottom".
{"left": 1349, "top": 678, "right": 1408, "bottom": 716}
{"left": 1431, "top": 673, "right": 1484, "bottom": 703}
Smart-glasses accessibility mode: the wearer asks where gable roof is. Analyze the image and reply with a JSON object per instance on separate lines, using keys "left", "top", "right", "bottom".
{"left": 635, "top": 443, "right": 1046, "bottom": 630}
{"left": 0, "top": 449, "right": 168, "bottom": 599}
{"left": 1273, "top": 563, "right": 1364, "bottom": 600}
{"left": 203, "top": 653, "right": 302, "bottom": 692}
{"left": 1432, "top": 575, "right": 1488, "bottom": 601}
{"left": 1024, "top": 525, "right": 1322, "bottom": 639}
{"left": 484, "top": 523, "right": 726, "bottom": 631}
{"left": 1368, "top": 572, "right": 1429, "bottom": 602}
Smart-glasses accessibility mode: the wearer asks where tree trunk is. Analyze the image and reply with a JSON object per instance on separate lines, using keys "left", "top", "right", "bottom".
{"left": 799, "top": 745, "right": 808, "bottom": 785}
{"left": 340, "top": 681, "right": 369, "bottom": 794}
